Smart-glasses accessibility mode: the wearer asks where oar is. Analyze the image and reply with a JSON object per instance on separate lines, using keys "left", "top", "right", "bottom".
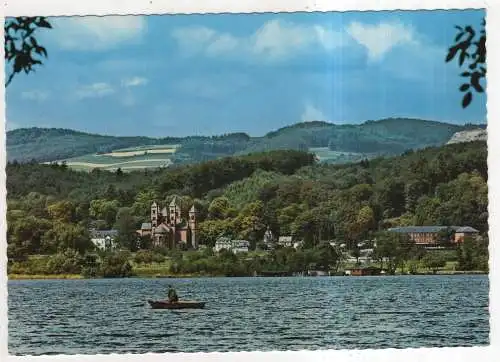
{"left": 131, "top": 302, "right": 146, "bottom": 307}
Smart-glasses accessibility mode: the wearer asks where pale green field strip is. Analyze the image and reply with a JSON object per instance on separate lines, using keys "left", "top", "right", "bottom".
{"left": 65, "top": 153, "right": 174, "bottom": 164}
{"left": 66, "top": 158, "right": 172, "bottom": 168}
{"left": 105, "top": 148, "right": 177, "bottom": 157}
{"left": 112, "top": 144, "right": 181, "bottom": 152}
{"left": 309, "top": 147, "right": 362, "bottom": 160}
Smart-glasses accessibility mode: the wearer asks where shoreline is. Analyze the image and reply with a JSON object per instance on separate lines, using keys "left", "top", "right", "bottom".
{"left": 8, "top": 270, "right": 488, "bottom": 280}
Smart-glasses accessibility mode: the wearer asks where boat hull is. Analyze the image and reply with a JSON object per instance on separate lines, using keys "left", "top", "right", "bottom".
{"left": 147, "top": 300, "right": 206, "bottom": 309}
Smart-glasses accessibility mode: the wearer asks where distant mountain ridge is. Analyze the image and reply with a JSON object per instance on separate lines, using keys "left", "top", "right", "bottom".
{"left": 6, "top": 118, "right": 485, "bottom": 166}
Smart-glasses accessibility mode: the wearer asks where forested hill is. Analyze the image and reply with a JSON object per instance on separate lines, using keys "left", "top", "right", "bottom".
{"left": 6, "top": 128, "right": 182, "bottom": 163}
{"left": 6, "top": 141, "right": 487, "bottom": 259}
{"left": 6, "top": 118, "right": 483, "bottom": 164}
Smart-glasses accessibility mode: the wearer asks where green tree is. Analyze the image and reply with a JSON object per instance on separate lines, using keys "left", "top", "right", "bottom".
{"left": 315, "top": 242, "right": 342, "bottom": 272}
{"left": 114, "top": 207, "right": 139, "bottom": 251}
{"left": 99, "top": 251, "right": 133, "bottom": 278}
{"left": 89, "top": 199, "right": 119, "bottom": 228}
{"left": 355, "top": 205, "right": 375, "bottom": 238}
{"left": 131, "top": 190, "right": 158, "bottom": 217}
{"left": 421, "top": 252, "right": 447, "bottom": 274}
{"left": 208, "top": 197, "right": 231, "bottom": 219}
{"left": 457, "top": 236, "right": 488, "bottom": 271}
{"left": 374, "top": 231, "right": 412, "bottom": 274}
{"left": 47, "top": 200, "right": 75, "bottom": 222}
{"left": 197, "top": 219, "right": 234, "bottom": 247}
{"left": 41, "top": 222, "right": 92, "bottom": 254}
{"left": 234, "top": 201, "right": 266, "bottom": 243}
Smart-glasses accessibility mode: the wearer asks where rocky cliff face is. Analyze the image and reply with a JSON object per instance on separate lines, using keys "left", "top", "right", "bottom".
{"left": 447, "top": 128, "right": 487, "bottom": 145}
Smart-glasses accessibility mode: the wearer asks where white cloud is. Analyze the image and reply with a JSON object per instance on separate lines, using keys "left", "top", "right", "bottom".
{"left": 301, "top": 101, "right": 327, "bottom": 121}
{"left": 171, "top": 26, "right": 217, "bottom": 54}
{"left": 51, "top": 16, "right": 146, "bottom": 51}
{"left": 251, "top": 20, "right": 345, "bottom": 60}
{"left": 206, "top": 34, "right": 240, "bottom": 56}
{"left": 21, "top": 90, "right": 50, "bottom": 101}
{"left": 75, "top": 82, "right": 115, "bottom": 99}
{"left": 171, "top": 19, "right": 346, "bottom": 62}
{"left": 122, "top": 76, "right": 148, "bottom": 87}
{"left": 347, "top": 21, "right": 416, "bottom": 61}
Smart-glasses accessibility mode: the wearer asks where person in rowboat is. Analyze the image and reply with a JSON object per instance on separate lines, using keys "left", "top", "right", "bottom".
{"left": 167, "top": 285, "right": 179, "bottom": 303}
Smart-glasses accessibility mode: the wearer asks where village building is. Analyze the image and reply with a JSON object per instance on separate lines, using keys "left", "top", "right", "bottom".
{"left": 90, "top": 229, "right": 118, "bottom": 251}
{"left": 387, "top": 226, "right": 479, "bottom": 247}
{"left": 293, "top": 240, "right": 304, "bottom": 249}
{"left": 453, "top": 226, "right": 481, "bottom": 243}
{"left": 214, "top": 237, "right": 250, "bottom": 253}
{"left": 263, "top": 227, "right": 275, "bottom": 249}
{"left": 137, "top": 197, "right": 198, "bottom": 249}
{"left": 277, "top": 236, "right": 293, "bottom": 248}
{"left": 345, "top": 266, "right": 383, "bottom": 276}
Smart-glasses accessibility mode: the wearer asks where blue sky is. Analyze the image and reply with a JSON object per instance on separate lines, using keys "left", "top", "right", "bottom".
{"left": 5, "top": 9, "right": 486, "bottom": 137}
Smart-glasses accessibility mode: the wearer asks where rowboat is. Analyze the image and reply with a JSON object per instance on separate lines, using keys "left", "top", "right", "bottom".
{"left": 147, "top": 300, "right": 206, "bottom": 309}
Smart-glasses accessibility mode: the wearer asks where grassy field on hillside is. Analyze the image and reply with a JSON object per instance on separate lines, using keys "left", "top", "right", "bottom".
{"left": 309, "top": 147, "right": 373, "bottom": 163}
{"left": 50, "top": 144, "right": 179, "bottom": 172}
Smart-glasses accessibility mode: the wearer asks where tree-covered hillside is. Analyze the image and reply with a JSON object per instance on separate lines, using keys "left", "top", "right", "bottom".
{"left": 7, "top": 140, "right": 487, "bottom": 252}
{"left": 243, "top": 118, "right": 480, "bottom": 155}
{"left": 6, "top": 119, "right": 484, "bottom": 165}
{"left": 6, "top": 128, "right": 180, "bottom": 163}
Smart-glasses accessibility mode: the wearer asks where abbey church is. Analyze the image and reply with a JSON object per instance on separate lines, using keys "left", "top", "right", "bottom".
{"left": 137, "top": 197, "right": 198, "bottom": 249}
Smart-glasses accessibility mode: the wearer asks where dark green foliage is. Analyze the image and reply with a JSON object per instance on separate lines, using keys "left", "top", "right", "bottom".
{"left": 134, "top": 250, "right": 165, "bottom": 264}
{"left": 4, "top": 17, "right": 52, "bottom": 87}
{"left": 114, "top": 207, "right": 140, "bottom": 251}
{"left": 99, "top": 251, "right": 133, "bottom": 278}
{"left": 421, "top": 252, "right": 447, "bottom": 274}
{"left": 457, "top": 236, "right": 488, "bottom": 272}
{"left": 446, "top": 19, "right": 486, "bottom": 108}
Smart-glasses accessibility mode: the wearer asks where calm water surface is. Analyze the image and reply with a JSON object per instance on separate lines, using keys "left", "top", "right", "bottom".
{"left": 8, "top": 275, "right": 489, "bottom": 355}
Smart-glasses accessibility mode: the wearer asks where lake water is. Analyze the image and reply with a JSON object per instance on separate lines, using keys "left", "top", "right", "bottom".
{"left": 8, "top": 275, "right": 489, "bottom": 355}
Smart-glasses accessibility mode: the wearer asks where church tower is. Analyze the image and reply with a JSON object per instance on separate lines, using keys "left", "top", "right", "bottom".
{"left": 151, "top": 202, "right": 159, "bottom": 227}
{"left": 169, "top": 196, "right": 181, "bottom": 225}
{"left": 189, "top": 205, "right": 198, "bottom": 249}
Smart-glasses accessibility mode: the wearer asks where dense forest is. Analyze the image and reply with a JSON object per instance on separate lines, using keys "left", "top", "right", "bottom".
{"left": 6, "top": 141, "right": 488, "bottom": 277}
{"left": 7, "top": 118, "right": 484, "bottom": 164}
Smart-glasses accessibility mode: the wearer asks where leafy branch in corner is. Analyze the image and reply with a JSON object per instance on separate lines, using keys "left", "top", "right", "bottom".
{"left": 4, "top": 17, "right": 52, "bottom": 87}
{"left": 445, "top": 18, "right": 486, "bottom": 108}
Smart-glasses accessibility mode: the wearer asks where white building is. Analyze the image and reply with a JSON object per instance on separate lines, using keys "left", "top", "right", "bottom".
{"left": 231, "top": 240, "right": 250, "bottom": 253}
{"left": 214, "top": 237, "right": 250, "bottom": 253}
{"left": 90, "top": 229, "right": 118, "bottom": 250}
{"left": 278, "top": 236, "right": 293, "bottom": 248}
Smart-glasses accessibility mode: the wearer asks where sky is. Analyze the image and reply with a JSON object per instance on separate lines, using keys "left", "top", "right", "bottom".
{"left": 5, "top": 9, "right": 486, "bottom": 137}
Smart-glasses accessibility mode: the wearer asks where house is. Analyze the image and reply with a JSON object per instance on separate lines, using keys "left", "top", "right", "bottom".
{"left": 137, "top": 197, "right": 198, "bottom": 249}
{"left": 293, "top": 240, "right": 304, "bottom": 249}
{"left": 277, "top": 236, "right": 293, "bottom": 248}
{"left": 346, "top": 266, "right": 382, "bottom": 276}
{"left": 231, "top": 240, "right": 250, "bottom": 253}
{"left": 214, "top": 237, "right": 250, "bottom": 253}
{"left": 90, "top": 229, "right": 118, "bottom": 250}
{"left": 387, "top": 226, "right": 479, "bottom": 247}
{"left": 214, "top": 237, "right": 232, "bottom": 252}
{"left": 307, "top": 270, "right": 329, "bottom": 276}
{"left": 454, "top": 226, "right": 480, "bottom": 243}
